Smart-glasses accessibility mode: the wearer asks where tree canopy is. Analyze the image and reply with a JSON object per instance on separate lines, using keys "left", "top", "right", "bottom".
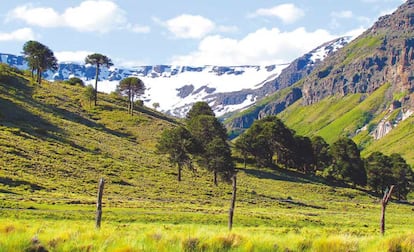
{"left": 186, "top": 101, "right": 215, "bottom": 120}
{"left": 117, "top": 77, "right": 145, "bottom": 115}
{"left": 23, "top": 40, "right": 58, "bottom": 84}
{"left": 186, "top": 107, "right": 234, "bottom": 185}
{"left": 327, "top": 137, "right": 367, "bottom": 186}
{"left": 156, "top": 102, "right": 235, "bottom": 185}
{"left": 156, "top": 126, "right": 197, "bottom": 181}
{"left": 233, "top": 114, "right": 414, "bottom": 198}
{"left": 234, "top": 116, "right": 298, "bottom": 168}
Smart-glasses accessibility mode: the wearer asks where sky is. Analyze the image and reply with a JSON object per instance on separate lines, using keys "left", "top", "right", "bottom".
{"left": 0, "top": 0, "right": 406, "bottom": 67}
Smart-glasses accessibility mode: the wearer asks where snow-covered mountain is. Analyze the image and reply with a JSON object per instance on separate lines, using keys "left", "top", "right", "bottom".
{"left": 0, "top": 36, "right": 351, "bottom": 117}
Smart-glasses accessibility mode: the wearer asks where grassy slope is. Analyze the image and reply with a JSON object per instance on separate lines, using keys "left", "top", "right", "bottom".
{"left": 0, "top": 73, "right": 413, "bottom": 251}
{"left": 279, "top": 84, "right": 414, "bottom": 166}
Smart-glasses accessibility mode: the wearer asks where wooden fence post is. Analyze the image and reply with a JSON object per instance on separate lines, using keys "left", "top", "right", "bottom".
{"left": 96, "top": 178, "right": 105, "bottom": 229}
{"left": 228, "top": 174, "right": 237, "bottom": 231}
{"left": 380, "top": 185, "right": 394, "bottom": 235}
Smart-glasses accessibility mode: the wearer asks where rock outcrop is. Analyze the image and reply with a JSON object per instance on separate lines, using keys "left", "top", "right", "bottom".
{"left": 302, "top": 0, "right": 414, "bottom": 106}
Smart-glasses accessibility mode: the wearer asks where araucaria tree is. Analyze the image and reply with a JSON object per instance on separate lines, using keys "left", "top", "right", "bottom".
{"left": 85, "top": 53, "right": 113, "bottom": 106}
{"left": 187, "top": 102, "right": 235, "bottom": 185}
{"left": 234, "top": 116, "right": 297, "bottom": 168}
{"left": 156, "top": 126, "right": 197, "bottom": 181}
{"left": 365, "top": 152, "right": 413, "bottom": 200}
{"left": 327, "top": 138, "right": 366, "bottom": 186}
{"left": 117, "top": 77, "right": 145, "bottom": 115}
{"left": 23, "top": 40, "right": 58, "bottom": 84}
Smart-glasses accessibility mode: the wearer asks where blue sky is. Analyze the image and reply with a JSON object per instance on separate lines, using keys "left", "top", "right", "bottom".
{"left": 0, "top": 0, "right": 405, "bottom": 67}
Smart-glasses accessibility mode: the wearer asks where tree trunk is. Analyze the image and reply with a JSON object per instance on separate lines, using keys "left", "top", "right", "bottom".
{"left": 127, "top": 90, "right": 131, "bottom": 114}
{"left": 380, "top": 204, "right": 386, "bottom": 235}
{"left": 36, "top": 68, "right": 42, "bottom": 84}
{"left": 214, "top": 171, "right": 218, "bottom": 186}
{"left": 38, "top": 69, "right": 42, "bottom": 84}
{"left": 96, "top": 178, "right": 105, "bottom": 229}
{"left": 380, "top": 185, "right": 394, "bottom": 235}
{"left": 94, "top": 64, "right": 99, "bottom": 106}
{"left": 178, "top": 164, "right": 182, "bottom": 182}
{"left": 228, "top": 174, "right": 237, "bottom": 231}
{"left": 131, "top": 95, "right": 134, "bottom": 116}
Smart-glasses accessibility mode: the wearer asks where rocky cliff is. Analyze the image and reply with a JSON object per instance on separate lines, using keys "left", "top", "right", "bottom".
{"left": 302, "top": 0, "right": 414, "bottom": 107}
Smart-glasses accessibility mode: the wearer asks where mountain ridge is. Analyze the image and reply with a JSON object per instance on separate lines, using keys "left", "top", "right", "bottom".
{"left": 0, "top": 37, "right": 350, "bottom": 118}
{"left": 224, "top": 0, "right": 414, "bottom": 163}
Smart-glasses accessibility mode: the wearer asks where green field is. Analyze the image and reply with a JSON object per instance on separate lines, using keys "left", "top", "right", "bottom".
{"left": 0, "top": 70, "right": 413, "bottom": 251}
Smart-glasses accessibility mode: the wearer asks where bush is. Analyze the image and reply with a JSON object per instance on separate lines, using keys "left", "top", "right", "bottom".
{"left": 182, "top": 237, "right": 200, "bottom": 252}
{"left": 65, "top": 77, "right": 84, "bottom": 86}
{"left": 135, "top": 100, "right": 144, "bottom": 107}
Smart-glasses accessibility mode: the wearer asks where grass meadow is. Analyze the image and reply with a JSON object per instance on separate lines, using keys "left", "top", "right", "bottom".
{"left": 0, "top": 71, "right": 413, "bottom": 251}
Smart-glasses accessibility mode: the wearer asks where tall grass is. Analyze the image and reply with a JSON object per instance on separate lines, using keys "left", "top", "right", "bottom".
{"left": 1, "top": 219, "right": 413, "bottom": 251}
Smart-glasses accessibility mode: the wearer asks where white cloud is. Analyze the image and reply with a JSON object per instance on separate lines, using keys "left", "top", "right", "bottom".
{"left": 115, "top": 59, "right": 148, "bottom": 68}
{"left": 170, "top": 27, "right": 336, "bottom": 66}
{"left": 217, "top": 25, "right": 239, "bottom": 33}
{"left": 331, "top": 10, "right": 353, "bottom": 19}
{"left": 7, "top": 1, "right": 148, "bottom": 34}
{"left": 252, "top": 4, "right": 305, "bottom": 24}
{"left": 360, "top": 0, "right": 399, "bottom": 2}
{"left": 379, "top": 8, "right": 398, "bottom": 16}
{"left": 55, "top": 51, "right": 93, "bottom": 63}
{"left": 126, "top": 23, "right": 151, "bottom": 33}
{"left": 344, "top": 27, "right": 367, "bottom": 39}
{"left": 0, "top": 28, "right": 36, "bottom": 41}
{"left": 7, "top": 5, "right": 61, "bottom": 27}
{"left": 164, "top": 14, "right": 215, "bottom": 39}
{"left": 63, "top": 0, "right": 126, "bottom": 33}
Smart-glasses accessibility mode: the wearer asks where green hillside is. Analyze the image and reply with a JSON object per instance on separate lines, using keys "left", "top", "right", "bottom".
{"left": 278, "top": 83, "right": 414, "bottom": 166}
{"left": 1, "top": 69, "right": 414, "bottom": 251}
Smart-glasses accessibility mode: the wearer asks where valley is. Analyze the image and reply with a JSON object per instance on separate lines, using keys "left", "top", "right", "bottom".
{"left": 1, "top": 1, "right": 414, "bottom": 251}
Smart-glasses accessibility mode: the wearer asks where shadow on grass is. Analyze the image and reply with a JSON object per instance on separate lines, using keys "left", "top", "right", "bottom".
{"left": 49, "top": 104, "right": 132, "bottom": 139}
{"left": 239, "top": 164, "right": 358, "bottom": 191}
{"left": 0, "top": 98, "right": 61, "bottom": 136}
{"left": 279, "top": 199, "right": 326, "bottom": 209}
{"left": 134, "top": 105, "right": 178, "bottom": 124}
{"left": 239, "top": 164, "right": 414, "bottom": 206}
{"left": 0, "top": 189, "right": 18, "bottom": 194}
{"left": 240, "top": 166, "right": 316, "bottom": 184}
{"left": 0, "top": 177, "right": 45, "bottom": 191}
{"left": 0, "top": 79, "right": 136, "bottom": 153}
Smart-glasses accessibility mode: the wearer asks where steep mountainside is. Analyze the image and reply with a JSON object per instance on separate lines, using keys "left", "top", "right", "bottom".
{"left": 0, "top": 37, "right": 348, "bottom": 118}
{"left": 302, "top": 0, "right": 414, "bottom": 106}
{"left": 212, "top": 37, "right": 350, "bottom": 119}
{"left": 226, "top": 0, "right": 414, "bottom": 163}
{"left": 224, "top": 37, "right": 350, "bottom": 130}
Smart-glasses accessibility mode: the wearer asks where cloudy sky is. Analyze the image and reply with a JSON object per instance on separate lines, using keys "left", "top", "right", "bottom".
{"left": 0, "top": 0, "right": 405, "bottom": 67}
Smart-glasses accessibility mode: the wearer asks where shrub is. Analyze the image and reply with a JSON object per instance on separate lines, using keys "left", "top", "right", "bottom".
{"left": 135, "top": 100, "right": 144, "bottom": 107}
{"left": 182, "top": 237, "right": 200, "bottom": 252}
{"left": 65, "top": 77, "right": 84, "bottom": 86}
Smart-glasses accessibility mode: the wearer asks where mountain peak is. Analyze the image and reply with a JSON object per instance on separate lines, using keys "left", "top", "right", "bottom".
{"left": 368, "top": 0, "right": 414, "bottom": 35}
